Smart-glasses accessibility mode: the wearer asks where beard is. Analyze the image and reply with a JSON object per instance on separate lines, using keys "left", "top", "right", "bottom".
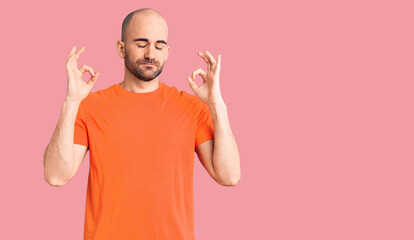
{"left": 124, "top": 48, "right": 165, "bottom": 82}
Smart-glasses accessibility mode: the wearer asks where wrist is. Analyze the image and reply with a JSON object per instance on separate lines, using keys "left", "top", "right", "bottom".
{"left": 208, "top": 101, "right": 227, "bottom": 110}
{"left": 64, "top": 97, "right": 82, "bottom": 106}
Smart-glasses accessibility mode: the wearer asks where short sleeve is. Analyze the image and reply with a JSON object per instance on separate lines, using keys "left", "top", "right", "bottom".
{"left": 74, "top": 101, "right": 89, "bottom": 147}
{"left": 195, "top": 99, "right": 214, "bottom": 148}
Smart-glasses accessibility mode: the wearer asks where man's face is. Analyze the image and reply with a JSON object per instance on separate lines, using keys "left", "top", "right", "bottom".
{"left": 124, "top": 44, "right": 165, "bottom": 82}
{"left": 122, "top": 13, "right": 170, "bottom": 82}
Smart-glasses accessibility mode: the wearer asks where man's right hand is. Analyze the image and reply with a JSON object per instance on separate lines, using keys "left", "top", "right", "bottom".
{"left": 65, "top": 46, "right": 100, "bottom": 103}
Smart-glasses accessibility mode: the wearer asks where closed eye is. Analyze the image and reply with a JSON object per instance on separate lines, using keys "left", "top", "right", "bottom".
{"left": 138, "top": 45, "right": 163, "bottom": 50}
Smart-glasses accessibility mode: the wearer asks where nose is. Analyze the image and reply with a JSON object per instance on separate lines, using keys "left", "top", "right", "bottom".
{"left": 144, "top": 44, "right": 156, "bottom": 61}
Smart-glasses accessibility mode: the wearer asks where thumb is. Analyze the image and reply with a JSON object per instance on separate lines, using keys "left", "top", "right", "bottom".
{"left": 87, "top": 72, "right": 99, "bottom": 87}
{"left": 187, "top": 76, "right": 198, "bottom": 93}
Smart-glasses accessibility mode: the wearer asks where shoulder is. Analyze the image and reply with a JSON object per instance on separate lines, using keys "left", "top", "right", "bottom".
{"left": 162, "top": 82, "right": 200, "bottom": 106}
{"left": 80, "top": 84, "right": 116, "bottom": 107}
{"left": 165, "top": 84, "right": 208, "bottom": 114}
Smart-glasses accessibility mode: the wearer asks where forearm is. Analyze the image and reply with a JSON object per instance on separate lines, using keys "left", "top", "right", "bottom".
{"left": 208, "top": 102, "right": 241, "bottom": 185}
{"left": 43, "top": 99, "right": 79, "bottom": 186}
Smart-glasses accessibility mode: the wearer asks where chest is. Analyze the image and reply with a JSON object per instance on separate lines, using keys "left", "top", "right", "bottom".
{"left": 86, "top": 99, "right": 197, "bottom": 151}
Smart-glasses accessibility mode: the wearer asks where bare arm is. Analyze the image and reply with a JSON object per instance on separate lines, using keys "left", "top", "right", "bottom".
{"left": 188, "top": 51, "right": 241, "bottom": 186}
{"left": 43, "top": 100, "right": 90, "bottom": 186}
{"left": 209, "top": 103, "right": 240, "bottom": 185}
{"left": 195, "top": 103, "right": 241, "bottom": 186}
{"left": 43, "top": 46, "right": 99, "bottom": 187}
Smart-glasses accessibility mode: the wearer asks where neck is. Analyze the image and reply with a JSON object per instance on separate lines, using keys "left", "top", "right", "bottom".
{"left": 121, "top": 68, "right": 160, "bottom": 93}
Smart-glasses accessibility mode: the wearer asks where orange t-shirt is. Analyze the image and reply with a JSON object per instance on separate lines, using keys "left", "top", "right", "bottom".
{"left": 74, "top": 81, "right": 214, "bottom": 240}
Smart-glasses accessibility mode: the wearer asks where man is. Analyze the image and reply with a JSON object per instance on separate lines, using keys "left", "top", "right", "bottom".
{"left": 43, "top": 8, "right": 240, "bottom": 240}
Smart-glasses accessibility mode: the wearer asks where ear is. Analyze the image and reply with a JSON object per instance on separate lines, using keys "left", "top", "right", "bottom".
{"left": 165, "top": 45, "right": 171, "bottom": 62}
{"left": 116, "top": 40, "right": 125, "bottom": 58}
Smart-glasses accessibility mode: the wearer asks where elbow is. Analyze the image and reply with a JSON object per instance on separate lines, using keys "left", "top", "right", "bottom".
{"left": 43, "top": 152, "right": 71, "bottom": 187}
{"left": 228, "top": 175, "right": 241, "bottom": 186}
{"left": 217, "top": 174, "right": 241, "bottom": 186}
{"left": 215, "top": 156, "right": 241, "bottom": 187}
{"left": 215, "top": 166, "right": 241, "bottom": 187}
{"left": 44, "top": 176, "right": 67, "bottom": 187}
{"left": 44, "top": 171, "right": 70, "bottom": 187}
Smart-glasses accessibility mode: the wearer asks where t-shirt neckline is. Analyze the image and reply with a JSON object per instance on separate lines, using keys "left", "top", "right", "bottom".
{"left": 116, "top": 81, "right": 164, "bottom": 96}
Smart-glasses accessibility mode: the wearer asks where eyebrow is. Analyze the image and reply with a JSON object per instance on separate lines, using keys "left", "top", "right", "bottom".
{"left": 133, "top": 38, "right": 167, "bottom": 45}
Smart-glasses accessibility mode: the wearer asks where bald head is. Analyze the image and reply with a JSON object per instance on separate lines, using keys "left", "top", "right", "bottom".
{"left": 121, "top": 8, "right": 169, "bottom": 43}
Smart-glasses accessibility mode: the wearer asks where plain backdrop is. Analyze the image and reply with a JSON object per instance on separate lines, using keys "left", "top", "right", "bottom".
{"left": 1, "top": 0, "right": 413, "bottom": 239}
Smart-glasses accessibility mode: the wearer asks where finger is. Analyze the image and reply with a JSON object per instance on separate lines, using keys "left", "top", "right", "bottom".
{"left": 192, "top": 68, "right": 206, "bottom": 81}
{"left": 201, "top": 51, "right": 212, "bottom": 65}
{"left": 197, "top": 52, "right": 211, "bottom": 71}
{"left": 69, "top": 46, "right": 76, "bottom": 55}
{"left": 76, "top": 46, "right": 85, "bottom": 55}
{"left": 67, "top": 46, "right": 84, "bottom": 64}
{"left": 79, "top": 65, "right": 95, "bottom": 76}
{"left": 197, "top": 51, "right": 210, "bottom": 64}
{"left": 66, "top": 46, "right": 77, "bottom": 63}
{"left": 73, "top": 46, "right": 85, "bottom": 61}
{"left": 205, "top": 50, "right": 217, "bottom": 65}
{"left": 217, "top": 54, "right": 221, "bottom": 70}
{"left": 80, "top": 65, "right": 95, "bottom": 77}
{"left": 187, "top": 76, "right": 198, "bottom": 93}
{"left": 87, "top": 72, "right": 99, "bottom": 87}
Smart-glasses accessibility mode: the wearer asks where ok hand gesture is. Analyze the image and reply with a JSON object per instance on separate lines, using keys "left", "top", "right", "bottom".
{"left": 187, "top": 50, "right": 224, "bottom": 106}
{"left": 65, "top": 46, "right": 100, "bottom": 103}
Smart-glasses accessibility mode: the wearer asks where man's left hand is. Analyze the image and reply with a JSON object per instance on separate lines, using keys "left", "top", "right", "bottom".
{"left": 187, "top": 50, "right": 224, "bottom": 105}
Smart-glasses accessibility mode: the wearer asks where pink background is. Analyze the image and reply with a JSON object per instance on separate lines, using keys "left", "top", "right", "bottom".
{"left": 1, "top": 0, "right": 413, "bottom": 239}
